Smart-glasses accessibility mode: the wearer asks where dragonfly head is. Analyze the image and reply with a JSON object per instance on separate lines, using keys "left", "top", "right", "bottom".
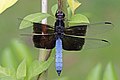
{"left": 55, "top": 11, "right": 65, "bottom": 19}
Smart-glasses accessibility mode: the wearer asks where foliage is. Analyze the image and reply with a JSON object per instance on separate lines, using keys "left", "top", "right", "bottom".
{"left": 0, "top": 39, "right": 54, "bottom": 80}
{"left": 52, "top": 63, "right": 118, "bottom": 80}
{"left": 103, "top": 62, "right": 117, "bottom": 80}
{"left": 67, "top": 0, "right": 81, "bottom": 14}
{"left": 86, "top": 63, "right": 118, "bottom": 80}
{"left": 51, "top": 4, "right": 58, "bottom": 16}
{"left": 86, "top": 63, "right": 102, "bottom": 80}
{"left": 11, "top": 40, "right": 33, "bottom": 66}
{"left": 0, "top": 0, "right": 18, "bottom": 14}
{"left": 54, "top": 77, "right": 69, "bottom": 80}
{"left": 19, "top": 13, "right": 52, "bottom": 29}
{"left": 16, "top": 59, "right": 26, "bottom": 79}
{"left": 0, "top": 62, "right": 117, "bottom": 80}
{"left": 28, "top": 57, "right": 54, "bottom": 80}
{"left": 19, "top": 0, "right": 89, "bottom": 29}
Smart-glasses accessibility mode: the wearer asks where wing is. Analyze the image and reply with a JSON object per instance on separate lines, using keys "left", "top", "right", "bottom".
{"left": 33, "top": 34, "right": 56, "bottom": 49}
{"left": 64, "top": 25, "right": 87, "bottom": 36}
{"left": 33, "top": 23, "right": 54, "bottom": 34}
{"left": 62, "top": 35, "right": 110, "bottom": 51}
{"left": 19, "top": 20, "right": 55, "bottom": 49}
{"left": 64, "top": 21, "right": 113, "bottom": 36}
{"left": 83, "top": 38, "right": 110, "bottom": 50}
{"left": 62, "top": 35, "right": 85, "bottom": 50}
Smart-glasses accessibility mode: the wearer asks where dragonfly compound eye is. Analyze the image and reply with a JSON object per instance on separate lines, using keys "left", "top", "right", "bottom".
{"left": 55, "top": 11, "right": 65, "bottom": 18}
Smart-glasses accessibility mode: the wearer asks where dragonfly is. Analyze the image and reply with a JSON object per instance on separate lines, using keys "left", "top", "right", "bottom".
{"left": 20, "top": 0, "right": 113, "bottom": 76}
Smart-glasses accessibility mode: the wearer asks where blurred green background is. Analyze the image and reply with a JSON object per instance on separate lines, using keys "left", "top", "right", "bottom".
{"left": 0, "top": 0, "right": 120, "bottom": 80}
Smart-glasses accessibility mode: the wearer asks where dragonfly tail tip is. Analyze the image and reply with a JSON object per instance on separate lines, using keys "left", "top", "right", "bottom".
{"left": 57, "top": 70, "right": 62, "bottom": 76}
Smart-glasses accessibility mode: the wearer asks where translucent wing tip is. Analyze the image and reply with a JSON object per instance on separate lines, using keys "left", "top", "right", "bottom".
{"left": 105, "top": 21, "right": 112, "bottom": 24}
{"left": 101, "top": 39, "right": 111, "bottom": 45}
{"left": 101, "top": 39, "right": 109, "bottom": 42}
{"left": 84, "top": 38, "right": 111, "bottom": 50}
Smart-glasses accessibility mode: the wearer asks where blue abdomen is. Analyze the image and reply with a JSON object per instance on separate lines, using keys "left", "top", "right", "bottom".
{"left": 55, "top": 38, "right": 62, "bottom": 76}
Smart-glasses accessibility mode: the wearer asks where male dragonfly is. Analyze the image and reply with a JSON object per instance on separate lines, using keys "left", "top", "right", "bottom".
{"left": 31, "top": 13, "right": 113, "bottom": 76}
{"left": 21, "top": 0, "right": 113, "bottom": 76}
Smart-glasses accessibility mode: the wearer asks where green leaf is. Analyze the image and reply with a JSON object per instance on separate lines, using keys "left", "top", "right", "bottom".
{"left": 28, "top": 57, "right": 54, "bottom": 80}
{"left": 69, "top": 14, "right": 90, "bottom": 25}
{"left": 67, "top": 7, "right": 72, "bottom": 20}
{"left": 54, "top": 77, "right": 69, "bottom": 80}
{"left": 19, "top": 13, "right": 51, "bottom": 29}
{"left": 86, "top": 63, "right": 102, "bottom": 80}
{"left": 0, "top": 0, "right": 18, "bottom": 14}
{"left": 16, "top": 59, "right": 26, "bottom": 79}
{"left": 67, "top": 0, "right": 81, "bottom": 14}
{"left": 1, "top": 48, "right": 17, "bottom": 69}
{"left": 28, "top": 60, "right": 44, "bottom": 80}
{"left": 0, "top": 66, "right": 15, "bottom": 79}
{"left": 11, "top": 39, "right": 33, "bottom": 66}
{"left": 0, "top": 76, "right": 15, "bottom": 80}
{"left": 0, "top": 66, "right": 8, "bottom": 78}
{"left": 51, "top": 4, "right": 58, "bottom": 16}
{"left": 103, "top": 62, "right": 117, "bottom": 80}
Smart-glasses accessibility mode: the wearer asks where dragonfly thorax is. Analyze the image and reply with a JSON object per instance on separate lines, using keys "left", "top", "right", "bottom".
{"left": 55, "top": 11, "right": 65, "bottom": 39}
{"left": 55, "top": 26, "right": 64, "bottom": 39}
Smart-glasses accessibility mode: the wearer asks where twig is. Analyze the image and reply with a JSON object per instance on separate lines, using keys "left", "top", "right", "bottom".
{"left": 37, "top": 0, "right": 51, "bottom": 80}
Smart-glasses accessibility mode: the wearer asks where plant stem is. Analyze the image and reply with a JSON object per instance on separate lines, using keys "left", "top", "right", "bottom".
{"left": 60, "top": 0, "right": 68, "bottom": 26}
{"left": 41, "top": 0, "right": 47, "bottom": 24}
{"left": 37, "top": 0, "right": 51, "bottom": 80}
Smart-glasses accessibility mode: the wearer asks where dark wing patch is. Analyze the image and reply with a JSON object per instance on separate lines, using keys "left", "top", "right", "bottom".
{"left": 64, "top": 25, "right": 87, "bottom": 36}
{"left": 33, "top": 23, "right": 54, "bottom": 34}
{"left": 33, "top": 35, "right": 56, "bottom": 49}
{"left": 62, "top": 35, "right": 110, "bottom": 51}
{"left": 65, "top": 21, "right": 113, "bottom": 37}
{"left": 62, "top": 35, "right": 85, "bottom": 51}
